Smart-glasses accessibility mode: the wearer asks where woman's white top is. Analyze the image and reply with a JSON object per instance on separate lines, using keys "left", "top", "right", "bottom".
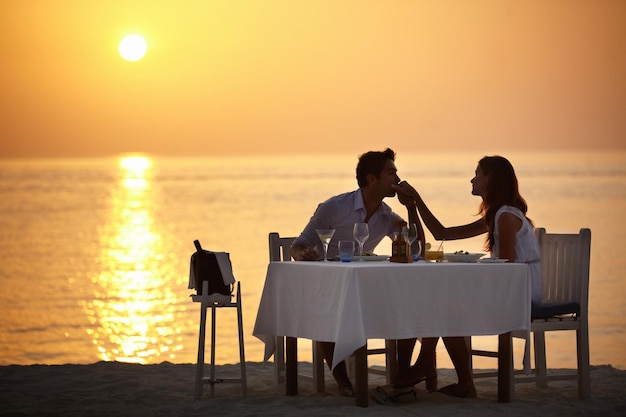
{"left": 492, "top": 205, "right": 542, "bottom": 304}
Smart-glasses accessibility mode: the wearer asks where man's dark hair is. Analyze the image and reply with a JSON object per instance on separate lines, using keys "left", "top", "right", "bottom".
{"left": 356, "top": 148, "right": 396, "bottom": 187}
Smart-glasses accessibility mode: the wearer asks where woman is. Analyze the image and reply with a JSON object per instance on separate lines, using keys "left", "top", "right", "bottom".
{"left": 390, "top": 155, "right": 541, "bottom": 398}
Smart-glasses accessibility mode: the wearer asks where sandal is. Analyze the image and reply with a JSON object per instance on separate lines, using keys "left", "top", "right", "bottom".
{"left": 438, "top": 383, "right": 477, "bottom": 399}
{"left": 372, "top": 385, "right": 417, "bottom": 405}
{"left": 393, "top": 366, "right": 438, "bottom": 391}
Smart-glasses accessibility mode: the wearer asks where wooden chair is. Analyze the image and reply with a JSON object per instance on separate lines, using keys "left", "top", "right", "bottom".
{"left": 469, "top": 227, "right": 591, "bottom": 399}
{"left": 269, "top": 232, "right": 325, "bottom": 391}
{"left": 269, "top": 232, "right": 397, "bottom": 392}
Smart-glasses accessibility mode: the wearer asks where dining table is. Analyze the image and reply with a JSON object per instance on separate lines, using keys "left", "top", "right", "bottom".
{"left": 253, "top": 259, "right": 531, "bottom": 407}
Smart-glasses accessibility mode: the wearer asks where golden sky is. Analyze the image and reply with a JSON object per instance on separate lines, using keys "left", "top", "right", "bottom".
{"left": 1, "top": 0, "right": 625, "bottom": 157}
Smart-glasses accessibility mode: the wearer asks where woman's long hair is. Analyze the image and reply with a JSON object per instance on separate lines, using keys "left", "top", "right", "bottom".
{"left": 478, "top": 156, "right": 532, "bottom": 251}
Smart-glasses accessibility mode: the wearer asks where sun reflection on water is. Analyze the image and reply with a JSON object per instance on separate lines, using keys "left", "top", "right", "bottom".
{"left": 84, "top": 155, "right": 183, "bottom": 364}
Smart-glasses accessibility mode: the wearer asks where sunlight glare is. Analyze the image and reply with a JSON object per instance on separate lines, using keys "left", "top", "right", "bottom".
{"left": 118, "top": 34, "right": 147, "bottom": 62}
{"left": 120, "top": 155, "right": 151, "bottom": 173}
{"left": 120, "top": 156, "right": 151, "bottom": 190}
{"left": 84, "top": 155, "right": 183, "bottom": 364}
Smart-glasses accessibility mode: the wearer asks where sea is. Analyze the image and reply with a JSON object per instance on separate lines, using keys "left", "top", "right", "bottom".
{"left": 1, "top": 151, "right": 625, "bottom": 371}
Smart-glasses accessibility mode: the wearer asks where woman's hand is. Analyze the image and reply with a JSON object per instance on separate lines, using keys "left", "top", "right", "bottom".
{"left": 396, "top": 191, "right": 415, "bottom": 207}
{"left": 393, "top": 181, "right": 419, "bottom": 206}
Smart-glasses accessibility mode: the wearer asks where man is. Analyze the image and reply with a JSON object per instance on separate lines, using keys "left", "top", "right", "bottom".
{"left": 290, "top": 148, "right": 424, "bottom": 396}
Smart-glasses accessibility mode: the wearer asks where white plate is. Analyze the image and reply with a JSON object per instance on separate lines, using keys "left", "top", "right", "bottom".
{"left": 479, "top": 258, "right": 508, "bottom": 263}
{"left": 352, "top": 255, "right": 389, "bottom": 262}
{"left": 444, "top": 253, "right": 485, "bottom": 263}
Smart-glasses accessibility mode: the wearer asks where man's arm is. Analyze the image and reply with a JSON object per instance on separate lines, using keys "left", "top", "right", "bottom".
{"left": 397, "top": 192, "right": 425, "bottom": 256}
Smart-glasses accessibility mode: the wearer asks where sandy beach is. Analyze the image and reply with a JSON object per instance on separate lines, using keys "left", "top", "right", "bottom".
{"left": 2, "top": 361, "right": 625, "bottom": 416}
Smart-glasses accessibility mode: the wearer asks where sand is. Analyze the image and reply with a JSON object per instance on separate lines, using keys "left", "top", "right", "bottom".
{"left": 1, "top": 362, "right": 625, "bottom": 417}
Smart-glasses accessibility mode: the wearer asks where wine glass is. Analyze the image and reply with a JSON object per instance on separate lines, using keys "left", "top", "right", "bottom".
{"left": 413, "top": 240, "right": 422, "bottom": 262}
{"left": 407, "top": 223, "right": 421, "bottom": 261}
{"left": 315, "top": 229, "right": 335, "bottom": 261}
{"left": 353, "top": 222, "right": 369, "bottom": 257}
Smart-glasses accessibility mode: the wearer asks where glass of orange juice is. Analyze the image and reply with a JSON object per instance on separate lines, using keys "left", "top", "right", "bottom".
{"left": 425, "top": 250, "right": 444, "bottom": 261}
{"left": 425, "top": 242, "right": 444, "bottom": 261}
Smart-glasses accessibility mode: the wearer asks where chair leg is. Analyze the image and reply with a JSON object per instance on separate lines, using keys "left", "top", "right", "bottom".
{"left": 236, "top": 283, "right": 247, "bottom": 396}
{"left": 577, "top": 323, "right": 591, "bottom": 399}
{"left": 210, "top": 305, "right": 217, "bottom": 397}
{"left": 194, "top": 301, "right": 208, "bottom": 400}
{"left": 533, "top": 330, "right": 547, "bottom": 388}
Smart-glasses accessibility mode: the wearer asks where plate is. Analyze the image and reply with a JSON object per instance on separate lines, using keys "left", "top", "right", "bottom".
{"left": 479, "top": 258, "right": 508, "bottom": 263}
{"left": 443, "top": 253, "right": 484, "bottom": 263}
{"left": 352, "top": 255, "right": 389, "bottom": 262}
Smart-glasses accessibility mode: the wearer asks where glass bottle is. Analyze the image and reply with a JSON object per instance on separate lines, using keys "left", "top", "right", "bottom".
{"left": 390, "top": 221, "right": 411, "bottom": 262}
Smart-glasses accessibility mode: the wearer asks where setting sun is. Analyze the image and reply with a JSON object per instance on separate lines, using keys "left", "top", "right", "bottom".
{"left": 118, "top": 34, "right": 147, "bottom": 62}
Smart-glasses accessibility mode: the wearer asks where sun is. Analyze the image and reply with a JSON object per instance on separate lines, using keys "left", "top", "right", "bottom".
{"left": 119, "top": 34, "right": 147, "bottom": 62}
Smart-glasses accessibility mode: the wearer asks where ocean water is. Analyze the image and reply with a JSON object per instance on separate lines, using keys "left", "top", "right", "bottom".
{"left": 0, "top": 151, "right": 624, "bottom": 370}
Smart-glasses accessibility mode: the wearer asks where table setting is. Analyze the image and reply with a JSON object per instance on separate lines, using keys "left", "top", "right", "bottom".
{"left": 253, "top": 222, "right": 530, "bottom": 406}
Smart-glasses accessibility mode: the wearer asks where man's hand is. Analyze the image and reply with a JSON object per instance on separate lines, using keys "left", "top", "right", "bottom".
{"left": 290, "top": 243, "right": 321, "bottom": 261}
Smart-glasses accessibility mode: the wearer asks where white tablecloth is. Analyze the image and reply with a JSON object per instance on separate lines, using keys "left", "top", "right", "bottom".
{"left": 253, "top": 260, "right": 531, "bottom": 370}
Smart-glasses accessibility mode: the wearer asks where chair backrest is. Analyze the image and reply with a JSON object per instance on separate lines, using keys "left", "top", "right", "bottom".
{"left": 535, "top": 227, "right": 591, "bottom": 316}
{"left": 269, "top": 232, "right": 296, "bottom": 262}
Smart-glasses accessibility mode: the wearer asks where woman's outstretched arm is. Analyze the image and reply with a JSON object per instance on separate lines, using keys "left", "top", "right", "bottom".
{"left": 393, "top": 181, "right": 487, "bottom": 240}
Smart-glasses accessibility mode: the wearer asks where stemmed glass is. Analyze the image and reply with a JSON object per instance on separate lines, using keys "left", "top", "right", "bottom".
{"left": 315, "top": 229, "right": 336, "bottom": 261}
{"left": 407, "top": 223, "right": 422, "bottom": 261}
{"left": 353, "top": 222, "right": 369, "bottom": 257}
